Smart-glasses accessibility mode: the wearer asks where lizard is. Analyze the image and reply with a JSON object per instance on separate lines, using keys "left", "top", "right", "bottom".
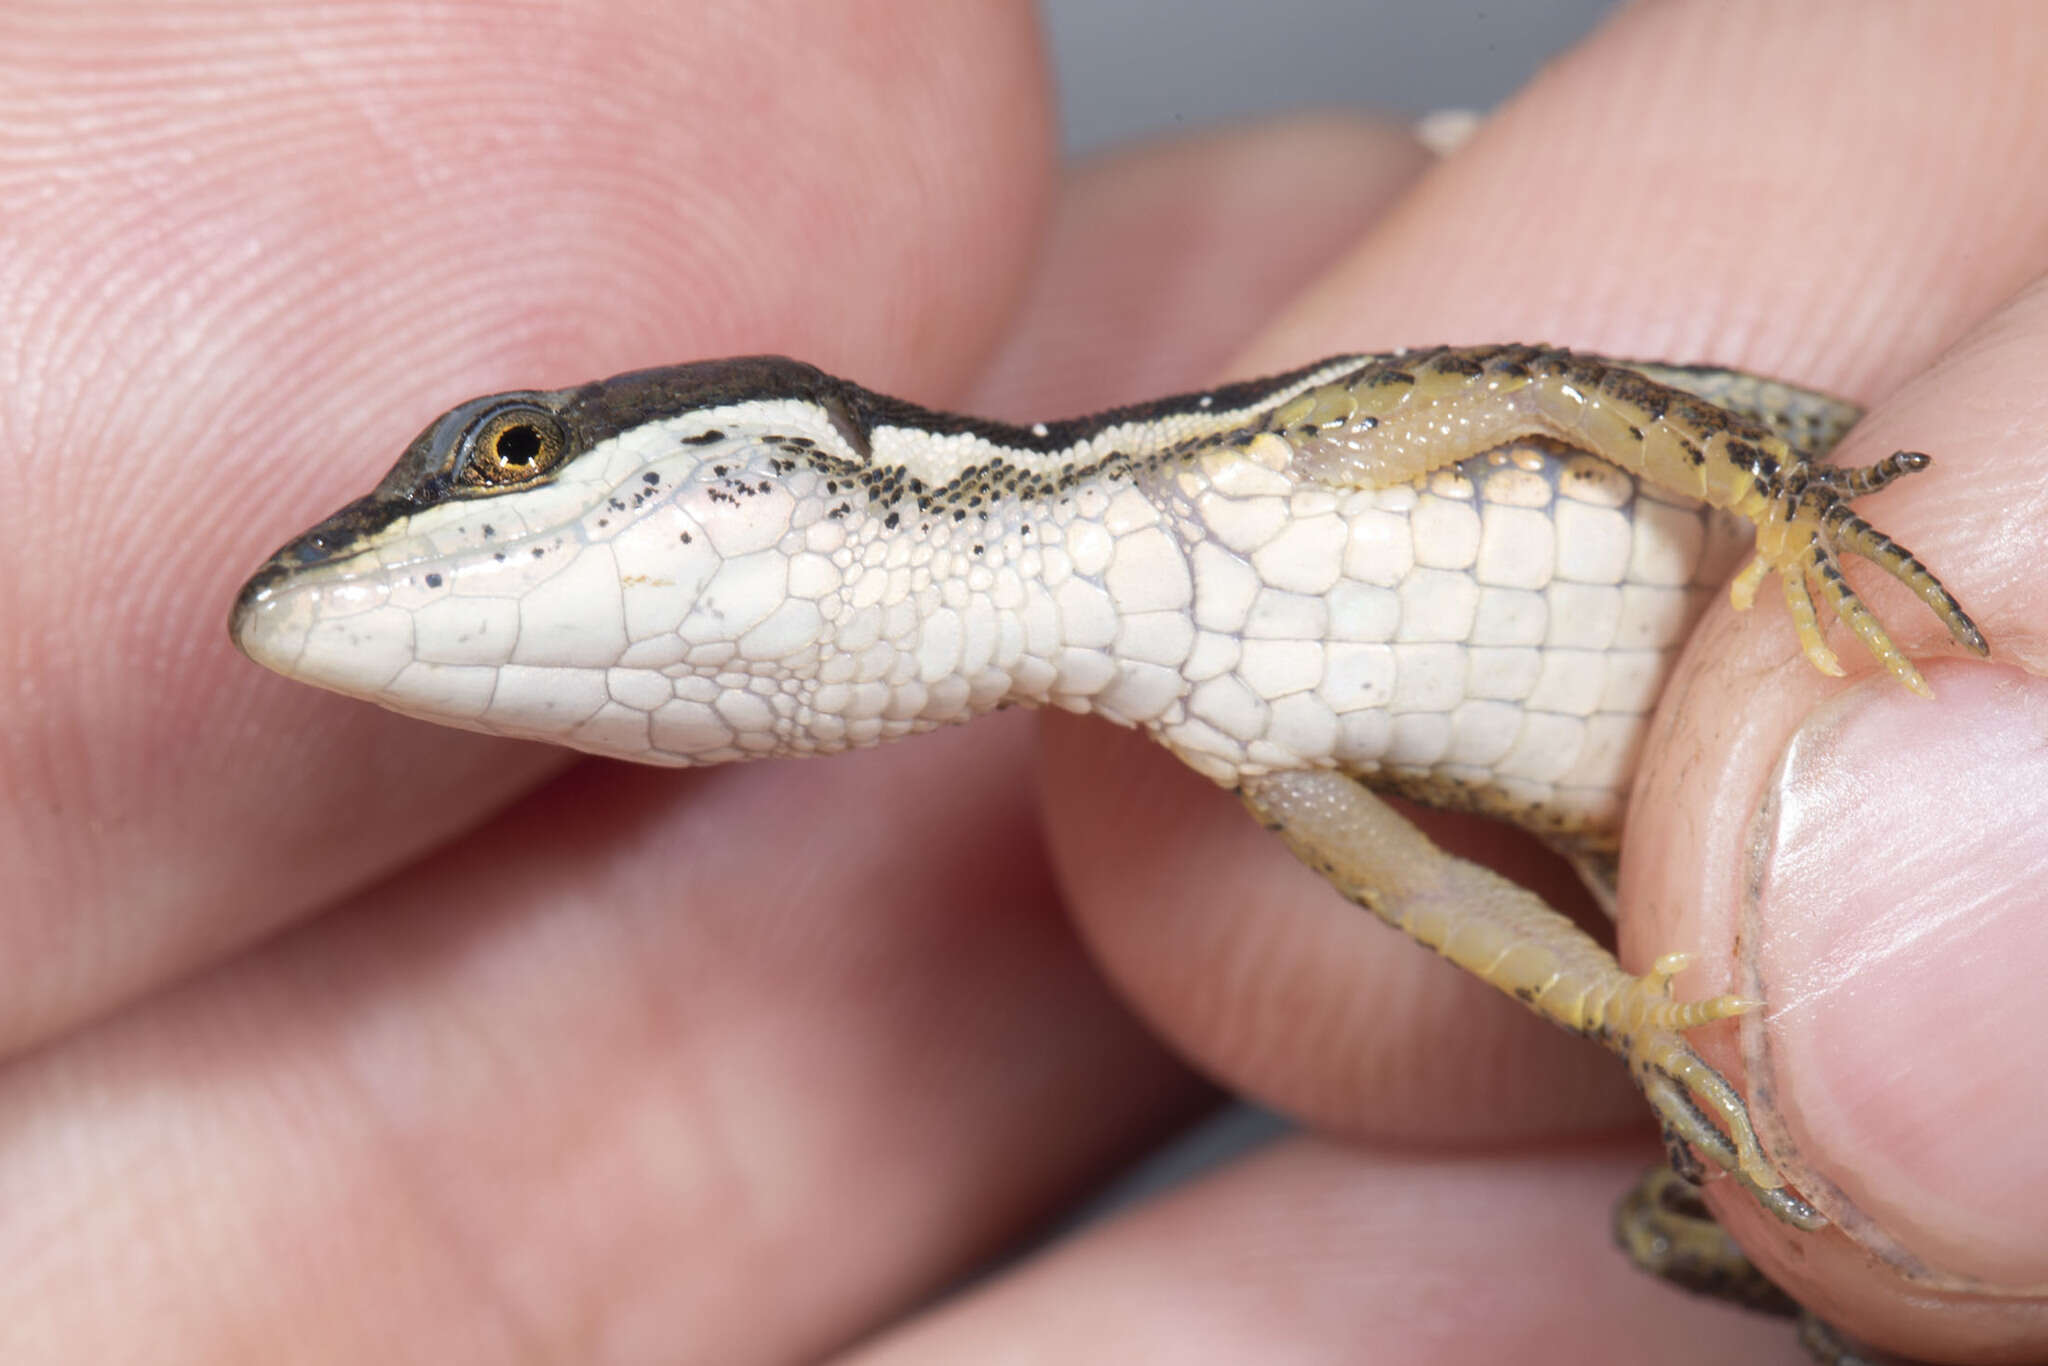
{"left": 232, "top": 343, "right": 1988, "bottom": 1362}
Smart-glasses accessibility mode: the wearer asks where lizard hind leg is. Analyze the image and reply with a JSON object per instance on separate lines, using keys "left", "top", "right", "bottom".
{"left": 1237, "top": 768, "right": 1813, "bottom": 1225}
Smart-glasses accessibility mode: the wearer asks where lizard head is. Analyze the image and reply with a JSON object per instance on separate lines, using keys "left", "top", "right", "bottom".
{"left": 229, "top": 357, "right": 897, "bottom": 763}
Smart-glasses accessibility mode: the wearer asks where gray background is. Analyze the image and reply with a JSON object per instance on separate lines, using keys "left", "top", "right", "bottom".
{"left": 1045, "top": 0, "right": 1616, "bottom": 155}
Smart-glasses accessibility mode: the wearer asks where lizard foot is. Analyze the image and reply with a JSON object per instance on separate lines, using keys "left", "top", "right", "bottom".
{"left": 1602, "top": 952, "right": 1827, "bottom": 1230}
{"left": 1730, "top": 450, "right": 1986, "bottom": 698}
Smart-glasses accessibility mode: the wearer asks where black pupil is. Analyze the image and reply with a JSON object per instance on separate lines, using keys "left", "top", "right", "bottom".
{"left": 495, "top": 422, "right": 542, "bottom": 467}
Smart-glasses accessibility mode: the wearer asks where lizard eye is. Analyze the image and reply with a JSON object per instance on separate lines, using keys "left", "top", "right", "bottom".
{"left": 460, "top": 403, "right": 568, "bottom": 488}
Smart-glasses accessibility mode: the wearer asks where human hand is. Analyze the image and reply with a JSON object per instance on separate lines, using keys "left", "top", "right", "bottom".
{"left": 3, "top": 3, "right": 2043, "bottom": 1363}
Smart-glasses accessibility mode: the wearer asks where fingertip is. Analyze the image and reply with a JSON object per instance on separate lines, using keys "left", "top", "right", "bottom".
{"left": 1737, "top": 666, "right": 2048, "bottom": 1295}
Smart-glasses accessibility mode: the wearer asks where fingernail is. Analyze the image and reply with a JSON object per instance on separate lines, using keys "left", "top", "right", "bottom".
{"left": 1743, "top": 663, "right": 2048, "bottom": 1291}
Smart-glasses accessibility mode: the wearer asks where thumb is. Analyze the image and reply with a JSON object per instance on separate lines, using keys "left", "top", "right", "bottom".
{"left": 1627, "top": 280, "right": 2048, "bottom": 1361}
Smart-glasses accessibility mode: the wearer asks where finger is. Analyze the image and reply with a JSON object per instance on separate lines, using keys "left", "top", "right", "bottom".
{"left": 970, "top": 114, "right": 1431, "bottom": 418}
{"left": 0, "top": 721, "right": 1205, "bottom": 1364}
{"left": 0, "top": 0, "right": 1051, "bottom": 1054}
{"left": 1629, "top": 281, "right": 2048, "bottom": 1361}
{"left": 844, "top": 1139, "right": 1801, "bottom": 1365}
{"left": 1235, "top": 2, "right": 2048, "bottom": 385}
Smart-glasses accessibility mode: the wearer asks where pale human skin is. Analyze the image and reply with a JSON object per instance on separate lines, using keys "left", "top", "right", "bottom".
{"left": 2, "top": 2, "right": 2046, "bottom": 1362}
